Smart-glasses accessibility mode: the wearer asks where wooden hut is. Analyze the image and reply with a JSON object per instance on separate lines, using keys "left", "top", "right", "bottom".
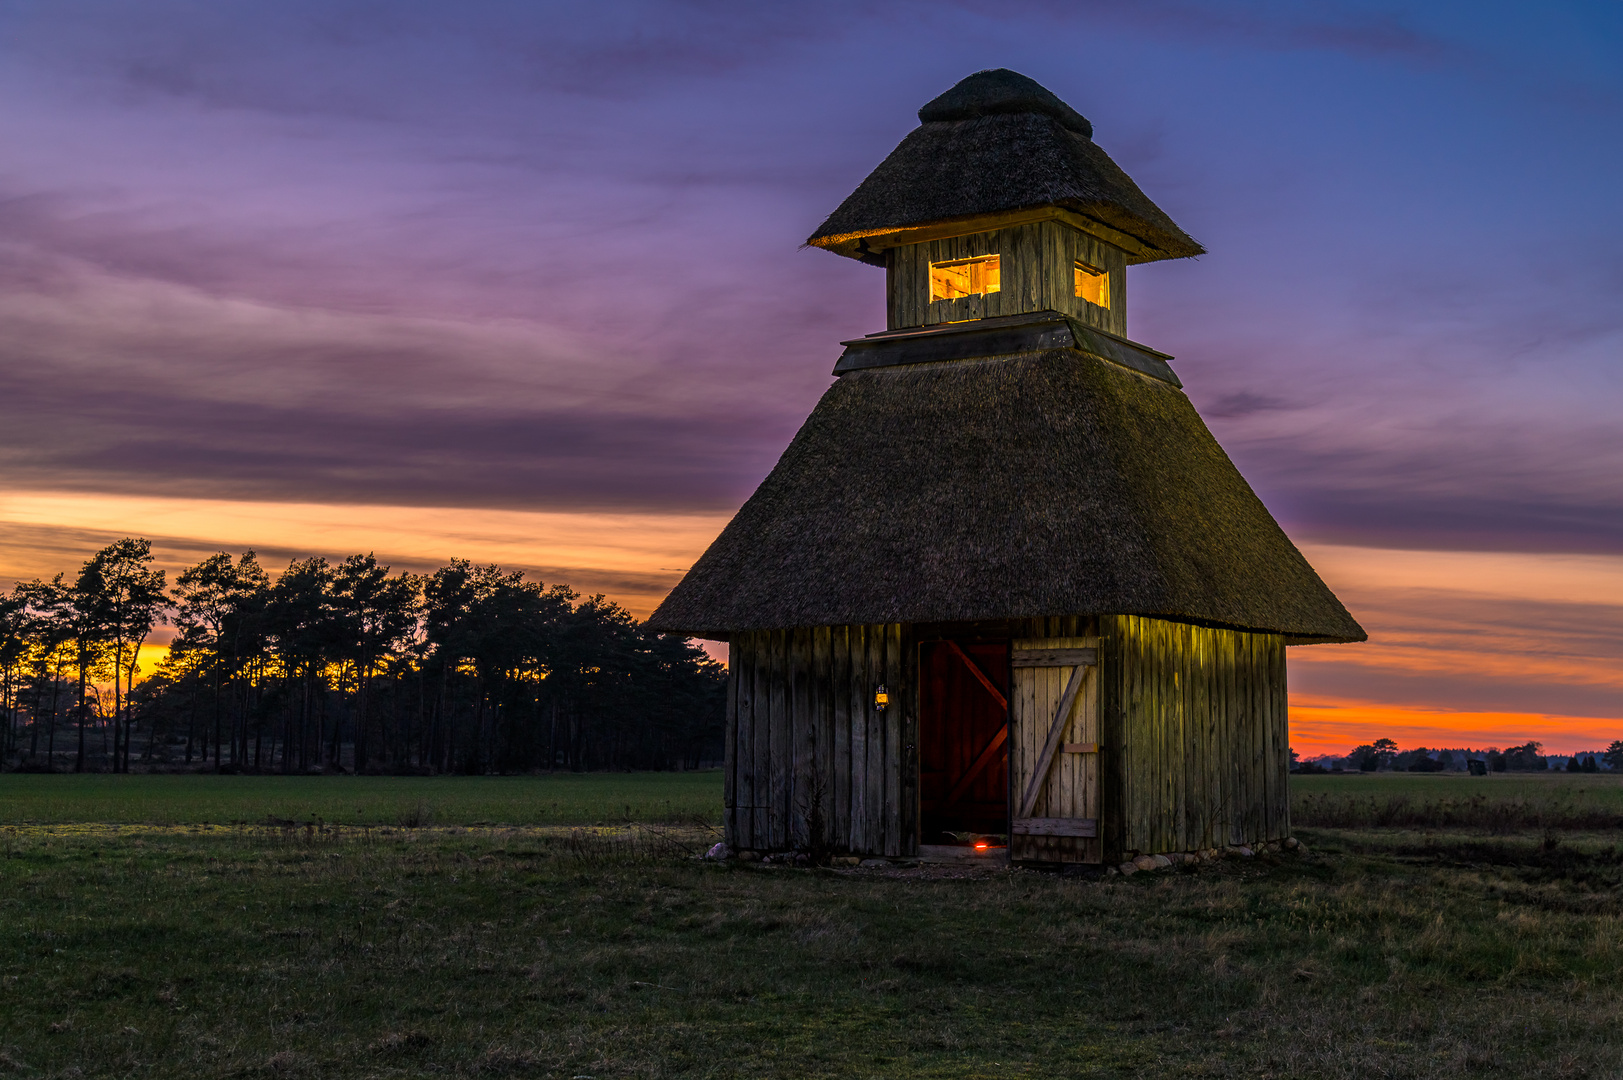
{"left": 647, "top": 69, "right": 1365, "bottom": 865}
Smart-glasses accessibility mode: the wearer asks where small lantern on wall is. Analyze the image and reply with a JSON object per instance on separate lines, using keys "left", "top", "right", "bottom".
{"left": 874, "top": 684, "right": 890, "bottom": 711}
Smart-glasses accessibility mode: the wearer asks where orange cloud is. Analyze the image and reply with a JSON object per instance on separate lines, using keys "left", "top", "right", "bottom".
{"left": 1289, "top": 695, "right": 1621, "bottom": 757}
{"left": 0, "top": 490, "right": 731, "bottom": 618}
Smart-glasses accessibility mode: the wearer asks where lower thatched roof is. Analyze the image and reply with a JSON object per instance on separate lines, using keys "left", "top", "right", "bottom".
{"left": 648, "top": 345, "right": 1365, "bottom": 644}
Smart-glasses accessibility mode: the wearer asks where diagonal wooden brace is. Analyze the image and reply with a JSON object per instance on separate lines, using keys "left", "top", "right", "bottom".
{"left": 942, "top": 725, "right": 1007, "bottom": 810}
{"left": 943, "top": 639, "right": 1007, "bottom": 710}
{"left": 1017, "top": 662, "right": 1091, "bottom": 820}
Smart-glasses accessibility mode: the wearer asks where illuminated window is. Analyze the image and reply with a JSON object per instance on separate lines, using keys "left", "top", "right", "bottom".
{"left": 1074, "top": 262, "right": 1110, "bottom": 308}
{"left": 930, "top": 255, "right": 1000, "bottom": 301}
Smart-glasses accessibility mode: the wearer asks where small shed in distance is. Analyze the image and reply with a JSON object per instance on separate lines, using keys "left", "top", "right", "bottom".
{"left": 648, "top": 70, "right": 1364, "bottom": 865}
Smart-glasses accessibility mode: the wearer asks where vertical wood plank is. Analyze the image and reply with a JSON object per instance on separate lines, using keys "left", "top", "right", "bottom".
{"left": 765, "top": 630, "right": 786, "bottom": 849}
{"left": 1102, "top": 616, "right": 1122, "bottom": 863}
{"left": 831, "top": 625, "right": 851, "bottom": 850}
{"left": 892, "top": 247, "right": 906, "bottom": 330}
{"left": 1058, "top": 658, "right": 1075, "bottom": 823}
{"left": 735, "top": 634, "right": 755, "bottom": 850}
{"left": 1179, "top": 622, "right": 1191, "bottom": 852}
{"left": 883, "top": 623, "right": 903, "bottom": 857}
{"left": 750, "top": 633, "right": 770, "bottom": 851}
{"left": 1219, "top": 629, "right": 1234, "bottom": 847}
{"left": 1043, "top": 220, "right": 1061, "bottom": 313}
{"left": 1042, "top": 660, "right": 1059, "bottom": 819}
{"left": 1085, "top": 623, "right": 1102, "bottom": 863}
{"left": 864, "top": 624, "right": 886, "bottom": 855}
{"left": 1243, "top": 632, "right": 1258, "bottom": 845}
{"left": 1143, "top": 618, "right": 1158, "bottom": 853}
{"left": 1219, "top": 630, "right": 1232, "bottom": 849}
{"left": 811, "top": 626, "right": 832, "bottom": 850}
{"left": 1220, "top": 623, "right": 1226, "bottom": 851}
{"left": 1197, "top": 627, "right": 1211, "bottom": 851}
{"left": 1195, "top": 624, "right": 1209, "bottom": 851}
{"left": 1236, "top": 632, "right": 1253, "bottom": 846}
{"left": 1123, "top": 616, "right": 1137, "bottom": 858}
{"left": 1149, "top": 618, "right": 1162, "bottom": 853}
{"left": 848, "top": 625, "right": 868, "bottom": 852}
{"left": 1162, "top": 621, "right": 1175, "bottom": 853}
{"left": 1272, "top": 633, "right": 1286, "bottom": 840}
{"left": 789, "top": 629, "right": 812, "bottom": 849}
{"left": 1024, "top": 651, "right": 1040, "bottom": 822}
{"left": 1113, "top": 247, "right": 1127, "bottom": 337}
{"left": 1252, "top": 633, "right": 1267, "bottom": 842}
{"left": 724, "top": 638, "right": 739, "bottom": 846}
{"left": 1272, "top": 634, "right": 1285, "bottom": 841}
{"left": 1253, "top": 633, "right": 1267, "bottom": 843}
{"left": 899, "top": 625, "right": 919, "bottom": 856}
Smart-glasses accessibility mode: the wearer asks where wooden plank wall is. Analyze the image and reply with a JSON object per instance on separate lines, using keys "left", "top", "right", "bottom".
{"left": 886, "top": 221, "right": 1127, "bottom": 335}
{"left": 724, "top": 624, "right": 914, "bottom": 856}
{"left": 1100, "top": 615, "right": 1289, "bottom": 858}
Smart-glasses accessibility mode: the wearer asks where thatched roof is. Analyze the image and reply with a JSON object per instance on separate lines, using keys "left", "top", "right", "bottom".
{"left": 648, "top": 338, "right": 1364, "bottom": 644}
{"left": 807, "top": 69, "right": 1204, "bottom": 264}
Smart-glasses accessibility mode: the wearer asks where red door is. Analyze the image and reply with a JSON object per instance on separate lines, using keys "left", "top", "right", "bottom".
{"left": 918, "top": 640, "right": 1010, "bottom": 843}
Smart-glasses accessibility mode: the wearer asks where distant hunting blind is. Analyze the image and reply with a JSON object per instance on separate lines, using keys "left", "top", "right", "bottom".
{"left": 648, "top": 69, "right": 1364, "bottom": 865}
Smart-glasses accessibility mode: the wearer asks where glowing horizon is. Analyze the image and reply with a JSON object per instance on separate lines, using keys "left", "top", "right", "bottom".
{"left": 1287, "top": 696, "right": 1620, "bottom": 758}
{"left": 4, "top": 495, "right": 1621, "bottom": 758}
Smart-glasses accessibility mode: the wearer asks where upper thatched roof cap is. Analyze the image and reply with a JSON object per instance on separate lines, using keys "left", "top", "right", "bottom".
{"left": 917, "top": 68, "right": 1093, "bottom": 136}
{"left": 648, "top": 345, "right": 1364, "bottom": 644}
{"left": 807, "top": 69, "right": 1203, "bottom": 264}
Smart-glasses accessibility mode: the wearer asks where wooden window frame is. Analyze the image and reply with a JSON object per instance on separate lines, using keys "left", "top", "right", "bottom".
{"left": 1074, "top": 261, "right": 1110, "bottom": 309}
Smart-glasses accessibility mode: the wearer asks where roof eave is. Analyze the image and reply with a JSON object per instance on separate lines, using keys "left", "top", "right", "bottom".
{"left": 806, "top": 204, "right": 1203, "bottom": 265}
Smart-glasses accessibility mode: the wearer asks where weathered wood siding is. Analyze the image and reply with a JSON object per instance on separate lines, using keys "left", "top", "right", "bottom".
{"left": 725, "top": 614, "right": 1287, "bottom": 862}
{"left": 886, "top": 221, "right": 1127, "bottom": 335}
{"left": 1099, "top": 615, "right": 1289, "bottom": 859}
{"left": 726, "top": 624, "right": 915, "bottom": 856}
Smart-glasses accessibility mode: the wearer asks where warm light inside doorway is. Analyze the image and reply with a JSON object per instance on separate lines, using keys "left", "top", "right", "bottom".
{"left": 930, "top": 255, "right": 1000, "bottom": 301}
{"left": 1074, "top": 262, "right": 1109, "bottom": 308}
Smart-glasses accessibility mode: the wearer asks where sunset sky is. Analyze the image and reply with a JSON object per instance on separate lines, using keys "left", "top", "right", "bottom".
{"left": 1, "top": 1, "right": 1620, "bottom": 755}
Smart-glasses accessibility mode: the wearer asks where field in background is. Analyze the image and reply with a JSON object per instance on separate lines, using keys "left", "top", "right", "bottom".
{"left": 0, "top": 772, "right": 723, "bottom": 827}
{"left": 4, "top": 768, "right": 1618, "bottom": 829}
{"left": 1291, "top": 771, "right": 1623, "bottom": 800}
{"left": 1292, "top": 770, "right": 1623, "bottom": 830}
{"left": 4, "top": 773, "right": 1623, "bottom": 1077}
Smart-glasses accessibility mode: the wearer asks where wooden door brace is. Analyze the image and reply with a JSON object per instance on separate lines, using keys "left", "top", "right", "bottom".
{"left": 942, "top": 726, "right": 1006, "bottom": 809}
{"left": 942, "top": 640, "right": 1007, "bottom": 709}
{"left": 937, "top": 640, "right": 1009, "bottom": 810}
{"left": 1016, "top": 661, "right": 1092, "bottom": 819}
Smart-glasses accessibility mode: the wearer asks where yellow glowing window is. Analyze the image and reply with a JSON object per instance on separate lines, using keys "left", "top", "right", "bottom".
{"left": 1074, "top": 262, "right": 1110, "bottom": 308}
{"left": 930, "top": 255, "right": 1000, "bottom": 301}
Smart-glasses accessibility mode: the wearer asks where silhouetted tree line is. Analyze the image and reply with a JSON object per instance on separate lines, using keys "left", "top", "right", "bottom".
{"left": 0, "top": 539, "right": 725, "bottom": 773}
{"left": 1294, "top": 738, "right": 1623, "bottom": 774}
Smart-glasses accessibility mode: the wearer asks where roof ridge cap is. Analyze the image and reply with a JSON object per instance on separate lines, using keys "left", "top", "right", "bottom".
{"left": 918, "top": 68, "right": 1093, "bottom": 138}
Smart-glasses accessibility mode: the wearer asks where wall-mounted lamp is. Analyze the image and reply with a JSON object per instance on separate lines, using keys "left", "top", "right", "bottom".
{"left": 874, "top": 685, "right": 889, "bottom": 711}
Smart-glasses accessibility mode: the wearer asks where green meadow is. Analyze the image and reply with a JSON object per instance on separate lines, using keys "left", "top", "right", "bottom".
{"left": 2, "top": 772, "right": 1623, "bottom": 1078}
{"left": 0, "top": 772, "right": 723, "bottom": 828}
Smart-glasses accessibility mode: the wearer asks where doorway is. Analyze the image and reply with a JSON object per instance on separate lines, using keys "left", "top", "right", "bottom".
{"left": 918, "top": 639, "right": 1010, "bottom": 844}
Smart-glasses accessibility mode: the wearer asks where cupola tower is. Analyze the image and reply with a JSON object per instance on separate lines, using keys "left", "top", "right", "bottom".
{"left": 650, "top": 70, "right": 1362, "bottom": 866}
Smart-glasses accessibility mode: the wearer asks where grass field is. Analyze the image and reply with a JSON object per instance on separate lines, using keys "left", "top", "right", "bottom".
{"left": 1293, "top": 770, "right": 1623, "bottom": 830}
{"left": 1292, "top": 770, "right": 1623, "bottom": 804}
{"left": 0, "top": 772, "right": 724, "bottom": 828}
{"left": 4, "top": 774, "right": 1623, "bottom": 1078}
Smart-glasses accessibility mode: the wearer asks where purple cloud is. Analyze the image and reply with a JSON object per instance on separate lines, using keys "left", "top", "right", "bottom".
{"left": 0, "top": 0, "right": 1616, "bottom": 558}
